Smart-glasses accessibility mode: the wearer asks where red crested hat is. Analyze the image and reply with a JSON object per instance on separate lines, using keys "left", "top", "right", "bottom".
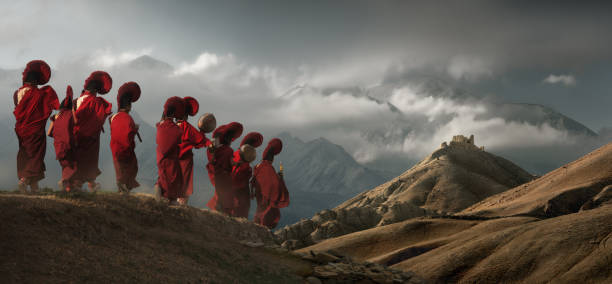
{"left": 60, "top": 85, "right": 73, "bottom": 109}
{"left": 263, "top": 138, "right": 283, "bottom": 159}
{"left": 240, "top": 132, "right": 264, "bottom": 148}
{"left": 117, "top": 81, "right": 141, "bottom": 106}
{"left": 22, "top": 60, "right": 51, "bottom": 85}
{"left": 183, "top": 96, "right": 199, "bottom": 116}
{"left": 213, "top": 124, "right": 227, "bottom": 138}
{"left": 163, "top": 96, "right": 186, "bottom": 118}
{"left": 225, "top": 122, "right": 244, "bottom": 142}
{"left": 84, "top": 71, "right": 113, "bottom": 94}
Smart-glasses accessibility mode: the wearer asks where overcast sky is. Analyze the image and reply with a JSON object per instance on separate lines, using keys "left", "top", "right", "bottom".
{"left": 1, "top": 0, "right": 611, "bottom": 174}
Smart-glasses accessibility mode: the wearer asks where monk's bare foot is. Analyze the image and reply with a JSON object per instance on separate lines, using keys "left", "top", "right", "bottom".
{"left": 18, "top": 178, "right": 27, "bottom": 194}
{"left": 30, "top": 181, "right": 39, "bottom": 194}
{"left": 154, "top": 184, "right": 162, "bottom": 200}
{"left": 177, "top": 198, "right": 187, "bottom": 205}
{"left": 88, "top": 182, "right": 100, "bottom": 192}
{"left": 117, "top": 183, "right": 129, "bottom": 194}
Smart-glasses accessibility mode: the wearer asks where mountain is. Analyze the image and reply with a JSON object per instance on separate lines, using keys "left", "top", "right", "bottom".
{"left": 272, "top": 133, "right": 388, "bottom": 225}
{"left": 277, "top": 135, "right": 533, "bottom": 249}
{"left": 275, "top": 132, "right": 387, "bottom": 195}
{"left": 126, "top": 55, "right": 174, "bottom": 72}
{"left": 480, "top": 103, "right": 598, "bottom": 137}
{"left": 293, "top": 141, "right": 612, "bottom": 283}
{"left": 460, "top": 141, "right": 612, "bottom": 218}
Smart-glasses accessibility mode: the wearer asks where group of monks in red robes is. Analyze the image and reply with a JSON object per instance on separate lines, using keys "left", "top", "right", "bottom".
{"left": 14, "top": 59, "right": 290, "bottom": 229}
{"left": 155, "top": 97, "right": 290, "bottom": 228}
{"left": 16, "top": 60, "right": 141, "bottom": 193}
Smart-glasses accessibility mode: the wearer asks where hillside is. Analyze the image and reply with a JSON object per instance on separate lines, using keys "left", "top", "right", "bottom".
{"left": 0, "top": 192, "right": 302, "bottom": 283}
{"left": 298, "top": 205, "right": 612, "bottom": 283}
{"left": 277, "top": 135, "right": 533, "bottom": 249}
{"left": 461, "top": 141, "right": 612, "bottom": 217}
{"left": 0, "top": 191, "right": 424, "bottom": 283}
{"left": 291, "top": 140, "right": 612, "bottom": 283}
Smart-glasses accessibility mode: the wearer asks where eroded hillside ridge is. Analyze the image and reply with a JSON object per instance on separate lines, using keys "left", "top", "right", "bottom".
{"left": 461, "top": 141, "right": 612, "bottom": 218}
{"left": 277, "top": 135, "right": 534, "bottom": 249}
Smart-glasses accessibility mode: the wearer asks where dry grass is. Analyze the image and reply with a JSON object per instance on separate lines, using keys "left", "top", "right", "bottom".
{"left": 461, "top": 142, "right": 612, "bottom": 217}
{"left": 0, "top": 191, "right": 310, "bottom": 283}
{"left": 299, "top": 205, "right": 612, "bottom": 283}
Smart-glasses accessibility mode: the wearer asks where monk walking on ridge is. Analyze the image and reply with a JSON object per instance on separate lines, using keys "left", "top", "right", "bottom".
{"left": 252, "top": 138, "right": 290, "bottom": 229}
{"left": 177, "top": 97, "right": 210, "bottom": 205}
{"left": 231, "top": 132, "right": 263, "bottom": 218}
{"left": 48, "top": 86, "right": 76, "bottom": 192}
{"left": 110, "top": 82, "right": 142, "bottom": 193}
{"left": 155, "top": 97, "right": 185, "bottom": 203}
{"left": 206, "top": 122, "right": 243, "bottom": 215}
{"left": 14, "top": 60, "right": 59, "bottom": 193}
{"left": 73, "top": 71, "right": 113, "bottom": 191}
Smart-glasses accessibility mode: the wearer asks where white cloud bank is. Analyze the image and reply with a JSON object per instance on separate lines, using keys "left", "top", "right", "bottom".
{"left": 0, "top": 49, "right": 600, "bottom": 176}
{"left": 543, "top": 74, "right": 576, "bottom": 86}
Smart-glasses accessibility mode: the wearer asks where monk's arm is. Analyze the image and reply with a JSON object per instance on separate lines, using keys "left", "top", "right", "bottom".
{"left": 47, "top": 115, "right": 56, "bottom": 137}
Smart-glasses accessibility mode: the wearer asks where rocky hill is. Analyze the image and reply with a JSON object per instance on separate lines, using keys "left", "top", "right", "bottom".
{"left": 277, "top": 135, "right": 534, "bottom": 249}
{"left": 460, "top": 141, "right": 612, "bottom": 218}
{"left": 0, "top": 191, "right": 425, "bottom": 284}
{"left": 289, "top": 141, "right": 612, "bottom": 283}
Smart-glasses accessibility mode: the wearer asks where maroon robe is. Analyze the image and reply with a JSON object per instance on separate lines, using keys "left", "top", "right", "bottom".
{"left": 178, "top": 121, "right": 209, "bottom": 198}
{"left": 206, "top": 144, "right": 234, "bottom": 214}
{"left": 252, "top": 160, "right": 290, "bottom": 229}
{"left": 73, "top": 91, "right": 112, "bottom": 184}
{"left": 156, "top": 118, "right": 183, "bottom": 199}
{"left": 231, "top": 150, "right": 252, "bottom": 218}
{"left": 13, "top": 85, "right": 59, "bottom": 182}
{"left": 110, "top": 112, "right": 139, "bottom": 189}
{"left": 49, "top": 110, "right": 76, "bottom": 188}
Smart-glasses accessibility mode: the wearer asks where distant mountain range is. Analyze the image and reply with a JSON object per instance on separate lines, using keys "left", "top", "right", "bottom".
{"left": 277, "top": 135, "right": 534, "bottom": 249}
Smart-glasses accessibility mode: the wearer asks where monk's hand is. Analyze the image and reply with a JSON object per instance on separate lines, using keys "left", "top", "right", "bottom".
{"left": 135, "top": 123, "right": 140, "bottom": 130}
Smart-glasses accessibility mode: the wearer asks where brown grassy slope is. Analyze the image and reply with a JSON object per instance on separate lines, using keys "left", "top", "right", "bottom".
{"left": 337, "top": 142, "right": 533, "bottom": 214}
{"left": 299, "top": 205, "right": 612, "bottom": 283}
{"left": 461, "top": 142, "right": 612, "bottom": 217}
{"left": 297, "top": 217, "right": 536, "bottom": 265}
{"left": 0, "top": 192, "right": 310, "bottom": 283}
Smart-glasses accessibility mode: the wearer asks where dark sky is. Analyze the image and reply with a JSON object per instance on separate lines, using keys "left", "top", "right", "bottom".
{"left": 1, "top": 0, "right": 611, "bottom": 144}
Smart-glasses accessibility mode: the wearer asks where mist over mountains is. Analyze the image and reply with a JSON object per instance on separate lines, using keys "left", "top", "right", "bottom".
{"left": 1, "top": 53, "right": 610, "bottom": 224}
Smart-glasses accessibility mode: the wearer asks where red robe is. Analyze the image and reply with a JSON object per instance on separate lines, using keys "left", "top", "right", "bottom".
{"left": 156, "top": 119, "right": 183, "bottom": 199}
{"left": 73, "top": 91, "right": 112, "bottom": 183}
{"left": 110, "top": 112, "right": 139, "bottom": 189}
{"left": 13, "top": 85, "right": 59, "bottom": 182}
{"left": 252, "top": 160, "right": 290, "bottom": 229}
{"left": 231, "top": 150, "right": 252, "bottom": 218}
{"left": 206, "top": 144, "right": 234, "bottom": 214}
{"left": 178, "top": 121, "right": 209, "bottom": 198}
{"left": 49, "top": 110, "right": 76, "bottom": 187}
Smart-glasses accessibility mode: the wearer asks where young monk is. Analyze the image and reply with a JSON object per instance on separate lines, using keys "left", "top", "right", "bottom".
{"left": 231, "top": 132, "right": 264, "bottom": 218}
{"left": 206, "top": 122, "right": 243, "bottom": 215}
{"left": 13, "top": 60, "right": 59, "bottom": 193}
{"left": 176, "top": 97, "right": 210, "bottom": 205}
{"left": 252, "top": 138, "right": 290, "bottom": 229}
{"left": 73, "top": 71, "right": 113, "bottom": 191}
{"left": 110, "top": 82, "right": 141, "bottom": 193}
{"left": 48, "top": 86, "right": 76, "bottom": 192}
{"left": 156, "top": 97, "right": 185, "bottom": 203}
